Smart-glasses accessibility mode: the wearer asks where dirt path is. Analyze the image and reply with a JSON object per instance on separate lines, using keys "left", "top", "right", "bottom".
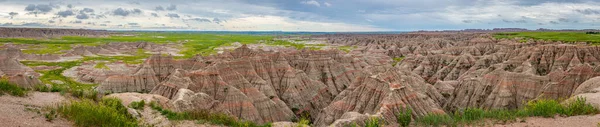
{"left": 0, "top": 92, "right": 72, "bottom": 127}
{"left": 495, "top": 115, "right": 600, "bottom": 127}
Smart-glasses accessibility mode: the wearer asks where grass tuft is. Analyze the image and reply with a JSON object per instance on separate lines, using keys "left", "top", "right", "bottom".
{"left": 56, "top": 98, "right": 138, "bottom": 127}
{"left": 129, "top": 100, "right": 145, "bottom": 110}
{"left": 0, "top": 79, "right": 27, "bottom": 97}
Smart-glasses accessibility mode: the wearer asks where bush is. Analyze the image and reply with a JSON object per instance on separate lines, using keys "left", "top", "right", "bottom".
{"left": 396, "top": 108, "right": 412, "bottom": 127}
{"left": 57, "top": 98, "right": 138, "bottom": 127}
{"left": 365, "top": 117, "right": 383, "bottom": 127}
{"left": 523, "top": 99, "right": 565, "bottom": 117}
{"left": 128, "top": 100, "right": 145, "bottom": 110}
{"left": 0, "top": 79, "right": 26, "bottom": 97}
{"left": 564, "top": 97, "right": 598, "bottom": 116}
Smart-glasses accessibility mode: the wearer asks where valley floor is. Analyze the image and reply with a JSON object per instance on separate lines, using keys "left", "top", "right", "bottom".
{"left": 495, "top": 115, "right": 600, "bottom": 127}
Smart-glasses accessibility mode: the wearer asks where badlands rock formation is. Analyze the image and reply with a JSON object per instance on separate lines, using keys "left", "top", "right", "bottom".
{"left": 0, "top": 48, "right": 41, "bottom": 88}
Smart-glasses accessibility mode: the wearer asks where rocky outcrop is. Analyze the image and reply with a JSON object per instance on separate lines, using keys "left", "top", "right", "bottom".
{"left": 0, "top": 48, "right": 41, "bottom": 88}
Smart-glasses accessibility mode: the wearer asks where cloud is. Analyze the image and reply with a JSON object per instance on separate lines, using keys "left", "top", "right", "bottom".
{"left": 151, "top": 13, "right": 159, "bottom": 17}
{"left": 67, "top": 4, "right": 73, "bottom": 9}
{"left": 155, "top": 6, "right": 164, "bottom": 11}
{"left": 128, "top": 23, "right": 139, "bottom": 25}
{"left": 56, "top": 10, "right": 75, "bottom": 17}
{"left": 191, "top": 18, "right": 211, "bottom": 23}
{"left": 76, "top": 13, "right": 90, "bottom": 19}
{"left": 80, "top": 8, "right": 94, "bottom": 13}
{"left": 324, "top": 2, "right": 332, "bottom": 7}
{"left": 112, "top": 8, "right": 142, "bottom": 16}
{"left": 549, "top": 21, "right": 559, "bottom": 24}
{"left": 24, "top": 4, "right": 53, "bottom": 16}
{"left": 166, "top": 13, "right": 180, "bottom": 18}
{"left": 575, "top": 9, "right": 600, "bottom": 15}
{"left": 8, "top": 12, "right": 18, "bottom": 19}
{"left": 558, "top": 18, "right": 570, "bottom": 22}
{"left": 213, "top": 18, "right": 226, "bottom": 24}
{"left": 71, "top": 20, "right": 82, "bottom": 24}
{"left": 166, "top": 4, "right": 177, "bottom": 11}
{"left": 48, "top": 20, "right": 55, "bottom": 23}
{"left": 301, "top": 0, "right": 320, "bottom": 7}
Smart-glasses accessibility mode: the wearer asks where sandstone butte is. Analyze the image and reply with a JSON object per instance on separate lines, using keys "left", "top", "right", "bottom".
{"left": 2, "top": 29, "right": 600, "bottom": 126}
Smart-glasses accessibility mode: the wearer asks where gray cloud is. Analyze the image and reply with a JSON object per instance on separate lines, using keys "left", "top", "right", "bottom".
{"left": 558, "top": 18, "right": 570, "bottom": 22}
{"left": 213, "top": 18, "right": 225, "bottom": 24}
{"left": 99, "top": 24, "right": 107, "bottom": 26}
{"left": 48, "top": 20, "right": 55, "bottom": 23}
{"left": 166, "top": 13, "right": 180, "bottom": 18}
{"left": 76, "top": 13, "right": 89, "bottom": 19}
{"left": 576, "top": 9, "right": 600, "bottom": 15}
{"left": 514, "top": 20, "right": 527, "bottom": 23}
{"left": 549, "top": 21, "right": 559, "bottom": 24}
{"left": 166, "top": 4, "right": 177, "bottom": 11}
{"left": 155, "top": 6, "right": 164, "bottom": 11}
{"left": 67, "top": 4, "right": 73, "bottom": 9}
{"left": 8, "top": 12, "right": 18, "bottom": 19}
{"left": 128, "top": 23, "right": 139, "bottom": 25}
{"left": 151, "top": 13, "right": 159, "bottom": 17}
{"left": 112, "top": 8, "right": 142, "bottom": 16}
{"left": 72, "top": 20, "right": 82, "bottom": 24}
{"left": 24, "top": 4, "right": 53, "bottom": 16}
{"left": 80, "top": 8, "right": 94, "bottom": 13}
{"left": 56, "top": 10, "right": 75, "bottom": 17}
{"left": 191, "top": 18, "right": 211, "bottom": 23}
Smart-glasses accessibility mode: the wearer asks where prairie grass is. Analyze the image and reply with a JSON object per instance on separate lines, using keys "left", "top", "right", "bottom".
{"left": 56, "top": 98, "right": 138, "bottom": 127}
{"left": 0, "top": 79, "right": 26, "bottom": 96}
{"left": 149, "top": 101, "right": 271, "bottom": 127}
{"left": 392, "top": 57, "right": 405, "bottom": 66}
{"left": 493, "top": 32, "right": 600, "bottom": 44}
{"left": 415, "top": 97, "right": 598, "bottom": 126}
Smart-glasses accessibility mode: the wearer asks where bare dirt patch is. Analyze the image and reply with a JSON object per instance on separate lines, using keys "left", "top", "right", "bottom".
{"left": 495, "top": 115, "right": 600, "bottom": 127}
{"left": 0, "top": 92, "right": 72, "bottom": 127}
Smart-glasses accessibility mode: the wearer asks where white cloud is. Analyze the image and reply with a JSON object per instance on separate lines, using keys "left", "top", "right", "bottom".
{"left": 324, "top": 2, "right": 332, "bottom": 7}
{"left": 301, "top": 0, "right": 321, "bottom": 7}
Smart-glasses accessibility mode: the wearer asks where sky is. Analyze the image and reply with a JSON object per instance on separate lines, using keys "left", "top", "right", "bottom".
{"left": 0, "top": 0, "right": 599, "bottom": 31}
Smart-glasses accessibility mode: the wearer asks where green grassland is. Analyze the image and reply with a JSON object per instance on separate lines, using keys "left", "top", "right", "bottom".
{"left": 493, "top": 32, "right": 600, "bottom": 43}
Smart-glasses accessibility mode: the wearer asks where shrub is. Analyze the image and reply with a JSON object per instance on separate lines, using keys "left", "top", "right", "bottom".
{"left": 564, "top": 97, "right": 598, "bottom": 116}
{"left": 364, "top": 117, "right": 382, "bottom": 127}
{"left": 129, "top": 100, "right": 145, "bottom": 110}
{"left": 56, "top": 98, "right": 138, "bottom": 127}
{"left": 0, "top": 79, "right": 26, "bottom": 96}
{"left": 523, "top": 99, "right": 565, "bottom": 117}
{"left": 455, "top": 108, "right": 485, "bottom": 124}
{"left": 396, "top": 108, "right": 412, "bottom": 127}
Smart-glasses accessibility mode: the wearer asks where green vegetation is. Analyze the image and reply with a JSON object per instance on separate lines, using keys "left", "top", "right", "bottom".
{"left": 0, "top": 79, "right": 26, "bottom": 96}
{"left": 414, "top": 97, "right": 598, "bottom": 126}
{"left": 338, "top": 46, "right": 355, "bottom": 53}
{"left": 364, "top": 117, "right": 383, "bottom": 127}
{"left": 22, "top": 44, "right": 72, "bottom": 54}
{"left": 21, "top": 61, "right": 94, "bottom": 91}
{"left": 392, "top": 56, "right": 405, "bottom": 66}
{"left": 149, "top": 101, "right": 271, "bottom": 127}
{"left": 396, "top": 108, "right": 412, "bottom": 127}
{"left": 493, "top": 32, "right": 600, "bottom": 43}
{"left": 56, "top": 98, "right": 138, "bottom": 127}
{"left": 94, "top": 62, "right": 110, "bottom": 70}
{"left": 128, "top": 100, "right": 145, "bottom": 110}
